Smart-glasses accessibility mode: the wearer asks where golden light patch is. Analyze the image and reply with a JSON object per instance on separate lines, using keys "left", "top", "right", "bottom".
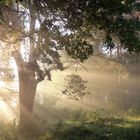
{"left": 0, "top": 100, "right": 5, "bottom": 108}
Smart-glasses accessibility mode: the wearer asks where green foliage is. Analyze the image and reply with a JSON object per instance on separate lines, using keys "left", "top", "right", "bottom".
{"left": 0, "top": 0, "right": 12, "bottom": 5}
{"left": 0, "top": 114, "right": 140, "bottom": 140}
{"left": 50, "top": 116, "right": 140, "bottom": 140}
{"left": 64, "top": 37, "right": 93, "bottom": 62}
{"left": 62, "top": 74, "right": 90, "bottom": 100}
{"left": 1, "top": 0, "right": 140, "bottom": 59}
{"left": 113, "top": 17, "right": 140, "bottom": 52}
{"left": 50, "top": 0, "right": 140, "bottom": 52}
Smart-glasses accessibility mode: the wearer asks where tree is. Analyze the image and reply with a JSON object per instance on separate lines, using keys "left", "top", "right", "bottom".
{"left": 0, "top": 1, "right": 93, "bottom": 131}
{"left": 0, "top": 0, "right": 140, "bottom": 132}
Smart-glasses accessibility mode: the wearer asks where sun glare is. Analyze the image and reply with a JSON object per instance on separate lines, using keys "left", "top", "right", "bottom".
{"left": 0, "top": 81, "right": 6, "bottom": 88}
{"left": 10, "top": 58, "right": 18, "bottom": 80}
{"left": 10, "top": 97, "right": 17, "bottom": 108}
{"left": 0, "top": 100, "right": 5, "bottom": 108}
{"left": 0, "top": 98, "right": 17, "bottom": 121}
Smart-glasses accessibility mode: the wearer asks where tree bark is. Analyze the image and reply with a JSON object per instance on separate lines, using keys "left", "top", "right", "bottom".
{"left": 18, "top": 68, "right": 37, "bottom": 130}
{"left": 12, "top": 50, "right": 38, "bottom": 133}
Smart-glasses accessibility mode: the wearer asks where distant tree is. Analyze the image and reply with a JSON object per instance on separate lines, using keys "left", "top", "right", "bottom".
{"left": 0, "top": 0, "right": 140, "bottom": 132}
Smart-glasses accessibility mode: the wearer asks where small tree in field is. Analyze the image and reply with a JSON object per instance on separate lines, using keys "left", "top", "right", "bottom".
{"left": 0, "top": 0, "right": 140, "bottom": 132}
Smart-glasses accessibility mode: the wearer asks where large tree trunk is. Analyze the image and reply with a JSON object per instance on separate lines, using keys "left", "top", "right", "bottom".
{"left": 18, "top": 68, "right": 37, "bottom": 130}
{"left": 13, "top": 50, "right": 38, "bottom": 134}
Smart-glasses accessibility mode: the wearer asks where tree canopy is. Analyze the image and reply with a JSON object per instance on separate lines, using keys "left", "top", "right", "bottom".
{"left": 0, "top": 0, "right": 140, "bottom": 54}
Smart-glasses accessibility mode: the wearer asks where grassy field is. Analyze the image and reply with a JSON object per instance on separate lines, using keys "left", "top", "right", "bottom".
{"left": 0, "top": 112, "right": 140, "bottom": 140}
